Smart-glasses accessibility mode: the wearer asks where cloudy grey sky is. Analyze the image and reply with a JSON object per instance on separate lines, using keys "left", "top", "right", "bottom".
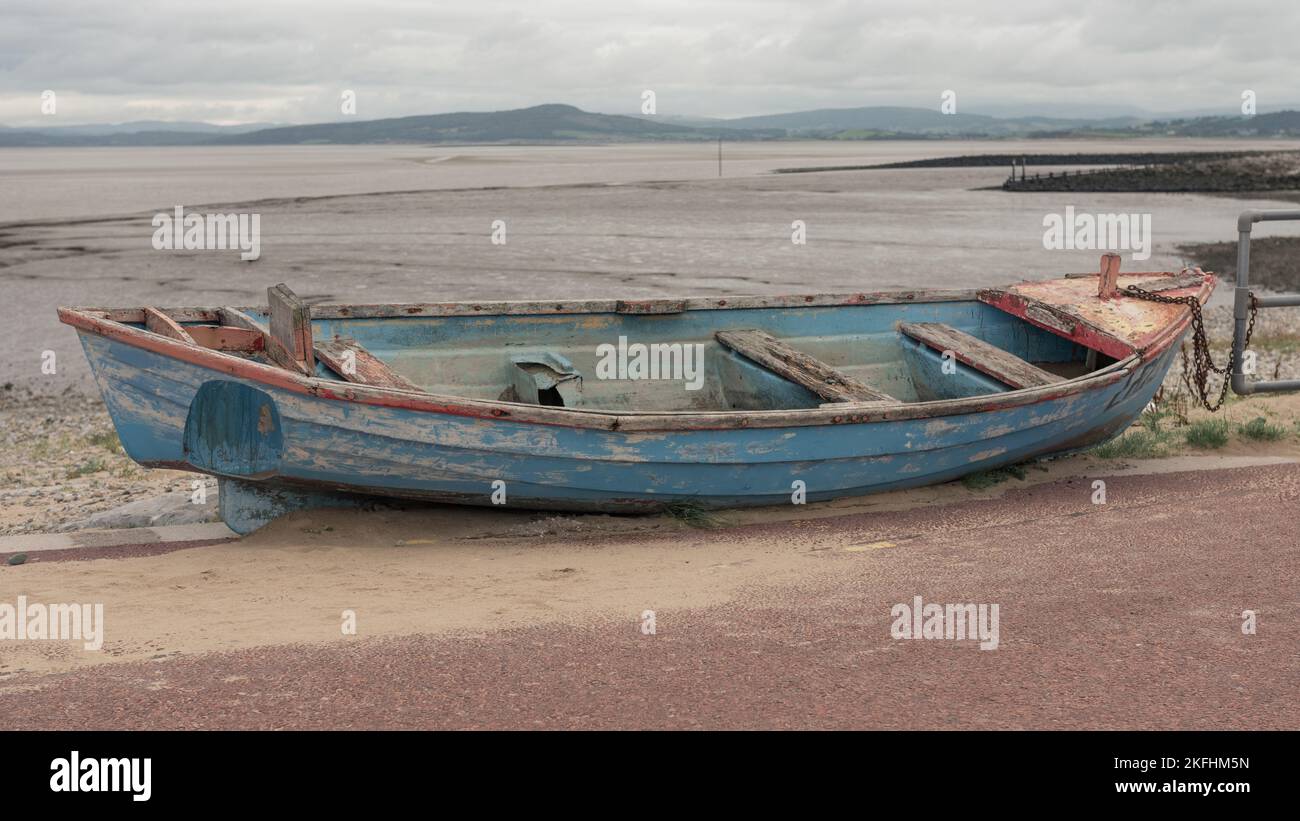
{"left": 2, "top": 0, "right": 1297, "bottom": 126}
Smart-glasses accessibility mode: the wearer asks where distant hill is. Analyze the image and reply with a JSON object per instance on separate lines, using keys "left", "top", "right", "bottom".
{"left": 1141, "top": 110, "right": 1300, "bottom": 137}
{"left": 722, "top": 106, "right": 1000, "bottom": 135}
{"left": 718, "top": 106, "right": 1146, "bottom": 138}
{"left": 23, "top": 120, "right": 279, "bottom": 137}
{"left": 0, "top": 119, "right": 284, "bottom": 147}
{"left": 1026, "top": 110, "right": 1300, "bottom": 139}
{"left": 214, "top": 104, "right": 779, "bottom": 145}
{"left": 0, "top": 127, "right": 68, "bottom": 147}
{"left": 7, "top": 104, "right": 1300, "bottom": 146}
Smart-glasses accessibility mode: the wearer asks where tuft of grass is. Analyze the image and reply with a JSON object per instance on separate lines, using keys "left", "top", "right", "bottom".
{"left": 1184, "top": 418, "right": 1231, "bottom": 449}
{"left": 85, "top": 430, "right": 122, "bottom": 453}
{"left": 961, "top": 464, "right": 1027, "bottom": 490}
{"left": 1139, "top": 387, "right": 1190, "bottom": 434}
{"left": 1238, "top": 416, "right": 1288, "bottom": 442}
{"left": 663, "top": 501, "right": 727, "bottom": 529}
{"left": 1139, "top": 407, "right": 1164, "bottom": 435}
{"left": 65, "top": 458, "right": 106, "bottom": 479}
{"left": 1093, "top": 429, "right": 1173, "bottom": 459}
{"left": 1244, "top": 331, "right": 1300, "bottom": 355}
{"left": 30, "top": 434, "right": 71, "bottom": 461}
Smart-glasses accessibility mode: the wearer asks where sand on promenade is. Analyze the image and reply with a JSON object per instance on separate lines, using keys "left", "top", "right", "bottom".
{"left": 1, "top": 460, "right": 1296, "bottom": 729}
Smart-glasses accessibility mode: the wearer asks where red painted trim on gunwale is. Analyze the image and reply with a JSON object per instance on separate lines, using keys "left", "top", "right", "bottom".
{"left": 55, "top": 284, "right": 1186, "bottom": 432}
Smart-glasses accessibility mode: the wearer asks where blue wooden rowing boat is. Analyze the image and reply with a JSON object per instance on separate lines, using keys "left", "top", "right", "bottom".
{"left": 59, "top": 262, "right": 1213, "bottom": 533}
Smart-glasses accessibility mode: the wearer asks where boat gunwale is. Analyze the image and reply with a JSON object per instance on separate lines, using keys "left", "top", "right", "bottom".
{"left": 56, "top": 284, "right": 1197, "bottom": 433}
{"left": 61, "top": 288, "right": 981, "bottom": 323}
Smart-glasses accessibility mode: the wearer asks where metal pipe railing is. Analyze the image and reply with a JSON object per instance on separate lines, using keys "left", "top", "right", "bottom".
{"left": 1231, "top": 210, "right": 1300, "bottom": 395}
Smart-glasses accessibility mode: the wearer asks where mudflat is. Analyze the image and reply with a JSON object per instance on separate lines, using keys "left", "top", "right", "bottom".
{"left": 8, "top": 138, "right": 1300, "bottom": 397}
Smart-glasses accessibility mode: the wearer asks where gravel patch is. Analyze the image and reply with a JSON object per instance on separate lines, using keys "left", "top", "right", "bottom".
{"left": 0, "top": 386, "right": 209, "bottom": 536}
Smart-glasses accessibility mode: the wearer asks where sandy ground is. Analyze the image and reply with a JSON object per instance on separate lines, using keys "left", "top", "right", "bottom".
{"left": 2, "top": 438, "right": 1297, "bottom": 679}
{"left": 1, "top": 460, "right": 1296, "bottom": 729}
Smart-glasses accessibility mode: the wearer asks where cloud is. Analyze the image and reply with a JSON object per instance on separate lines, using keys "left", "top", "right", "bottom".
{"left": 1, "top": 0, "right": 1297, "bottom": 125}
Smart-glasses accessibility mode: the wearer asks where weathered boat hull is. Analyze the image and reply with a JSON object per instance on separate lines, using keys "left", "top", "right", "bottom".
{"left": 62, "top": 268, "right": 1213, "bottom": 533}
{"left": 74, "top": 321, "right": 1177, "bottom": 533}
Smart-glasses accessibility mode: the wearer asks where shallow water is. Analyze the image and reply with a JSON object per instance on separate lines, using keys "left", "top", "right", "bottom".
{"left": 5, "top": 138, "right": 1300, "bottom": 222}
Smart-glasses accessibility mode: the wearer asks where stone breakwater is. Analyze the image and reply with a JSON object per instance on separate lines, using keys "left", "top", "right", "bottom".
{"left": 1002, "top": 151, "right": 1300, "bottom": 193}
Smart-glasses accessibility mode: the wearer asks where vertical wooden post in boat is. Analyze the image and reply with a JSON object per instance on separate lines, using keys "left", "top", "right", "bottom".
{"left": 267, "top": 283, "right": 315, "bottom": 374}
{"left": 1098, "top": 253, "right": 1121, "bottom": 300}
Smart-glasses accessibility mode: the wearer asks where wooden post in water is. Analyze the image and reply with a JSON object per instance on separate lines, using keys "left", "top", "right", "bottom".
{"left": 718, "top": 137, "right": 722, "bottom": 177}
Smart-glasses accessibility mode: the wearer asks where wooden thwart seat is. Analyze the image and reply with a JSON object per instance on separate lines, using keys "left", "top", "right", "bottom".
{"left": 217, "top": 284, "right": 315, "bottom": 376}
{"left": 715, "top": 329, "right": 897, "bottom": 403}
{"left": 215, "top": 287, "right": 420, "bottom": 391}
{"left": 314, "top": 338, "right": 420, "bottom": 391}
{"left": 217, "top": 306, "right": 313, "bottom": 375}
{"left": 143, "top": 306, "right": 264, "bottom": 353}
{"left": 899, "top": 322, "right": 1063, "bottom": 390}
{"left": 143, "top": 307, "right": 195, "bottom": 345}
{"left": 188, "top": 325, "right": 265, "bottom": 353}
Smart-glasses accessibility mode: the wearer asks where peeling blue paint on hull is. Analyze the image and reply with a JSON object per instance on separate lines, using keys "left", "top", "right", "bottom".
{"left": 77, "top": 327, "right": 1176, "bottom": 534}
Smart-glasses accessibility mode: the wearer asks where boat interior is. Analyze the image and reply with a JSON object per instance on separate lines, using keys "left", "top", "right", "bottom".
{"left": 79, "top": 267, "right": 1207, "bottom": 415}
{"left": 303, "top": 298, "right": 1102, "bottom": 412}
{"left": 86, "top": 279, "right": 1190, "bottom": 413}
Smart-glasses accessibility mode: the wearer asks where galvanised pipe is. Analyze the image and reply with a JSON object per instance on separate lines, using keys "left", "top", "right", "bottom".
{"left": 1231, "top": 210, "right": 1300, "bottom": 395}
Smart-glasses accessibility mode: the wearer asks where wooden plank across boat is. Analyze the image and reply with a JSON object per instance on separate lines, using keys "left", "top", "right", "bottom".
{"left": 58, "top": 265, "right": 1215, "bottom": 534}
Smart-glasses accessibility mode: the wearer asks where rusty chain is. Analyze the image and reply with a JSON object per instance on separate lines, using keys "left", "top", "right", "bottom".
{"left": 1122, "top": 282, "right": 1257, "bottom": 412}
